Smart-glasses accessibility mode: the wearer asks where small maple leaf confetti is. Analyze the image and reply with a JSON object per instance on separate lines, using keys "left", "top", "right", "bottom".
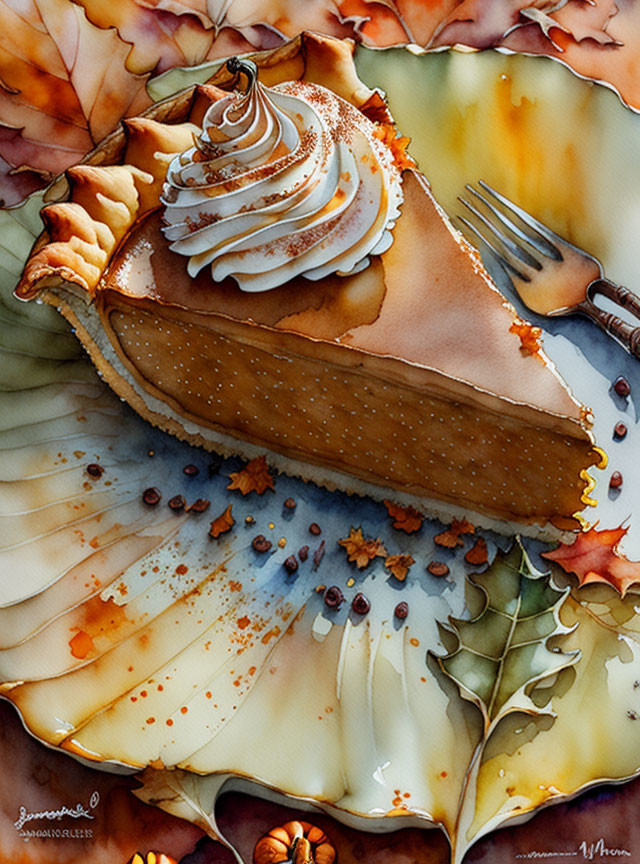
{"left": 510, "top": 319, "right": 543, "bottom": 355}
{"left": 434, "top": 518, "right": 476, "bottom": 548}
{"left": 373, "top": 123, "right": 415, "bottom": 171}
{"left": 542, "top": 524, "right": 640, "bottom": 597}
{"left": 338, "top": 527, "right": 387, "bottom": 569}
{"left": 385, "top": 554, "right": 415, "bottom": 581}
{"left": 227, "top": 455, "right": 274, "bottom": 495}
{"left": 209, "top": 504, "right": 234, "bottom": 539}
{"left": 383, "top": 500, "right": 424, "bottom": 533}
{"left": 465, "top": 537, "right": 488, "bottom": 566}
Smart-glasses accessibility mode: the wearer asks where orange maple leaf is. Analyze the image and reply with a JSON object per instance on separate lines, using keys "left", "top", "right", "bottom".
{"left": 383, "top": 500, "right": 424, "bottom": 533}
{"left": 385, "top": 554, "right": 415, "bottom": 581}
{"left": 338, "top": 527, "right": 387, "bottom": 569}
{"left": 464, "top": 537, "right": 488, "bottom": 565}
{"left": 227, "top": 456, "right": 275, "bottom": 495}
{"left": 434, "top": 518, "right": 475, "bottom": 548}
{"left": 209, "top": 504, "right": 235, "bottom": 539}
{"left": 373, "top": 123, "right": 415, "bottom": 172}
{"left": 542, "top": 525, "right": 640, "bottom": 597}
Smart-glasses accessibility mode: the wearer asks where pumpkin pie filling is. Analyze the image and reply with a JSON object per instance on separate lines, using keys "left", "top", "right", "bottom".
{"left": 14, "top": 33, "right": 598, "bottom": 535}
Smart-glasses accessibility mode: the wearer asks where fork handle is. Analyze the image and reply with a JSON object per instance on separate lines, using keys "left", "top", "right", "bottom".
{"left": 578, "top": 298, "right": 640, "bottom": 359}
{"left": 588, "top": 278, "right": 640, "bottom": 321}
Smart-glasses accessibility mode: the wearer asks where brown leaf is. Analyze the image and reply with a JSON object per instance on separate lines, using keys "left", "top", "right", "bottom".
{"left": 465, "top": 537, "right": 488, "bottom": 566}
{"left": 338, "top": 526, "right": 388, "bottom": 569}
{"left": 385, "top": 553, "right": 415, "bottom": 581}
{"left": 0, "top": 0, "right": 151, "bottom": 206}
{"left": 210, "top": 0, "right": 354, "bottom": 42}
{"left": 209, "top": 504, "right": 234, "bottom": 538}
{"left": 542, "top": 524, "right": 640, "bottom": 597}
{"left": 434, "top": 518, "right": 475, "bottom": 548}
{"left": 227, "top": 456, "right": 275, "bottom": 495}
{"left": 383, "top": 499, "right": 424, "bottom": 533}
{"left": 76, "top": 0, "right": 217, "bottom": 74}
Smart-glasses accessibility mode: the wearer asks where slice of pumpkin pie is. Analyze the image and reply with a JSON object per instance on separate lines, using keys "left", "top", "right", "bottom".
{"left": 14, "top": 33, "right": 598, "bottom": 536}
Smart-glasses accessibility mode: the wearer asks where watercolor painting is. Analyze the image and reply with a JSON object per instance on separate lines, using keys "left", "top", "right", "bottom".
{"left": 1, "top": 3, "right": 640, "bottom": 863}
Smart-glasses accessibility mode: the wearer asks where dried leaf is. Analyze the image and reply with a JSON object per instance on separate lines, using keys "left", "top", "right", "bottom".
{"left": 510, "top": 319, "right": 543, "bottom": 355}
{"left": 75, "top": 0, "right": 216, "bottom": 75}
{"left": 383, "top": 499, "right": 424, "bottom": 533}
{"left": 465, "top": 537, "right": 488, "bottom": 566}
{"left": 0, "top": 0, "right": 152, "bottom": 207}
{"left": 542, "top": 524, "right": 640, "bottom": 597}
{"left": 209, "top": 504, "right": 234, "bottom": 538}
{"left": 434, "top": 518, "right": 475, "bottom": 548}
{"left": 373, "top": 123, "right": 415, "bottom": 171}
{"left": 210, "top": 0, "right": 354, "bottom": 42}
{"left": 338, "top": 526, "right": 387, "bottom": 568}
{"left": 227, "top": 456, "right": 275, "bottom": 495}
{"left": 384, "top": 553, "right": 415, "bottom": 581}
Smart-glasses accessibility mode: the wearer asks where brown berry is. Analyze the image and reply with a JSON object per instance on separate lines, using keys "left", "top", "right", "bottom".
{"left": 187, "top": 498, "right": 210, "bottom": 513}
{"left": 183, "top": 464, "right": 199, "bottom": 476}
{"left": 298, "top": 545, "right": 309, "bottom": 561}
{"left": 252, "top": 535, "right": 272, "bottom": 553}
{"left": 283, "top": 497, "right": 297, "bottom": 510}
{"left": 351, "top": 592, "right": 371, "bottom": 615}
{"left": 394, "top": 601, "right": 409, "bottom": 620}
{"left": 614, "top": 422, "right": 628, "bottom": 440}
{"left": 168, "top": 494, "right": 186, "bottom": 511}
{"left": 86, "top": 463, "right": 103, "bottom": 478}
{"left": 614, "top": 376, "right": 631, "bottom": 397}
{"left": 324, "top": 585, "right": 344, "bottom": 609}
{"left": 610, "top": 471, "right": 623, "bottom": 489}
{"left": 309, "top": 522, "right": 322, "bottom": 535}
{"left": 142, "top": 487, "right": 161, "bottom": 506}
{"left": 283, "top": 555, "right": 298, "bottom": 574}
{"left": 427, "top": 561, "right": 450, "bottom": 578}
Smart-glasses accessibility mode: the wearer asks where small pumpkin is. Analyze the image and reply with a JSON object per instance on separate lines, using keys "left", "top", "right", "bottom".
{"left": 253, "top": 820, "right": 336, "bottom": 864}
{"left": 127, "top": 852, "right": 177, "bottom": 864}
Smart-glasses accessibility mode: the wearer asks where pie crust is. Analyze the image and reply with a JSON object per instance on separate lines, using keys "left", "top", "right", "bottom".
{"left": 14, "top": 33, "right": 598, "bottom": 537}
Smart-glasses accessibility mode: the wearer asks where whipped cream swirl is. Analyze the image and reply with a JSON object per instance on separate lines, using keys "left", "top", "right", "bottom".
{"left": 161, "top": 59, "right": 404, "bottom": 292}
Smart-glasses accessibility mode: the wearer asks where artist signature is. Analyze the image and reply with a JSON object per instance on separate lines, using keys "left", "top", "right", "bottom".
{"left": 515, "top": 837, "right": 631, "bottom": 860}
{"left": 14, "top": 790, "right": 100, "bottom": 831}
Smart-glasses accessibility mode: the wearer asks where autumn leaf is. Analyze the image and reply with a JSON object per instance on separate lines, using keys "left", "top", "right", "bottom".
{"left": 465, "top": 537, "right": 488, "bottom": 566}
{"left": 0, "top": 0, "right": 151, "bottom": 207}
{"left": 227, "top": 455, "right": 275, "bottom": 495}
{"left": 436, "top": 541, "right": 578, "bottom": 727}
{"left": 75, "top": 0, "right": 217, "bottom": 75}
{"left": 338, "top": 526, "right": 387, "bottom": 568}
{"left": 209, "top": 504, "right": 234, "bottom": 538}
{"left": 510, "top": 319, "right": 542, "bottom": 355}
{"left": 384, "top": 553, "right": 415, "bottom": 581}
{"left": 434, "top": 518, "right": 475, "bottom": 549}
{"left": 383, "top": 499, "right": 423, "bottom": 533}
{"left": 542, "top": 525, "right": 640, "bottom": 597}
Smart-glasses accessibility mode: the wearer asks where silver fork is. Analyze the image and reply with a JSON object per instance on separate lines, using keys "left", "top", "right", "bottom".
{"left": 456, "top": 180, "right": 640, "bottom": 359}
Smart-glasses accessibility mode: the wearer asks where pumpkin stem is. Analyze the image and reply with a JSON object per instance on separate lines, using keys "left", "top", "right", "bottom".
{"left": 291, "top": 836, "right": 313, "bottom": 864}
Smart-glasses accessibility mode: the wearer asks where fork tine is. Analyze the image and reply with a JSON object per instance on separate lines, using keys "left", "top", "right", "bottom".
{"left": 455, "top": 215, "right": 532, "bottom": 283}
{"left": 476, "top": 181, "right": 563, "bottom": 262}
{"left": 459, "top": 194, "right": 542, "bottom": 271}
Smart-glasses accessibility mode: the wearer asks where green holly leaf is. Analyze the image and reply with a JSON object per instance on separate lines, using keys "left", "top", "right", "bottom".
{"left": 437, "top": 542, "right": 579, "bottom": 732}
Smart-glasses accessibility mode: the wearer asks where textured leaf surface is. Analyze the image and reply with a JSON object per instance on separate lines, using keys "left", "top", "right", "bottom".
{"left": 438, "top": 544, "right": 577, "bottom": 727}
{"left": 542, "top": 525, "right": 640, "bottom": 597}
{"left": 0, "top": 0, "right": 151, "bottom": 206}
